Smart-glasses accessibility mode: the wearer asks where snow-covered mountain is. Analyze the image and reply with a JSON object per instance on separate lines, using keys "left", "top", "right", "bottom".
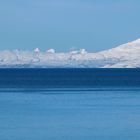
{"left": 0, "top": 39, "right": 140, "bottom": 68}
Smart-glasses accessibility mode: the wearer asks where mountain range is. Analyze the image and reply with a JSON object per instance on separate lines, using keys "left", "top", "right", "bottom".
{"left": 0, "top": 39, "right": 140, "bottom": 68}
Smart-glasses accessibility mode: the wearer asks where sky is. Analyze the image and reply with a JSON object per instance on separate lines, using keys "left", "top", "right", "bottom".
{"left": 0, "top": 0, "right": 140, "bottom": 52}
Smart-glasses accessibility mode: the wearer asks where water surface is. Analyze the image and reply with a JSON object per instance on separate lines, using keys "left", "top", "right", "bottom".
{"left": 0, "top": 69, "right": 140, "bottom": 140}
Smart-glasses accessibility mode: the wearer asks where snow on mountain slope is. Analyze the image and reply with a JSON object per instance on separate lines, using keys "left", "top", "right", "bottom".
{"left": 0, "top": 39, "right": 140, "bottom": 68}
{"left": 96, "top": 38, "right": 140, "bottom": 68}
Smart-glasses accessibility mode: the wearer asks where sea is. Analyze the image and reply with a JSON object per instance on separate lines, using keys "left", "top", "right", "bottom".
{"left": 0, "top": 68, "right": 140, "bottom": 140}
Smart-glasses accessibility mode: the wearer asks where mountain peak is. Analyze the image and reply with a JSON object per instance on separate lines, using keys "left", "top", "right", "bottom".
{"left": 109, "top": 38, "right": 140, "bottom": 51}
{"left": 121, "top": 38, "right": 140, "bottom": 48}
{"left": 132, "top": 38, "right": 140, "bottom": 43}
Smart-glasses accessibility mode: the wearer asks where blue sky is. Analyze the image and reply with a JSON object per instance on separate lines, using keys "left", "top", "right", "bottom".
{"left": 0, "top": 0, "right": 140, "bottom": 52}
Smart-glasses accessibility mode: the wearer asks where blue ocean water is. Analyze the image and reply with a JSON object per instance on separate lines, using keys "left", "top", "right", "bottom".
{"left": 0, "top": 68, "right": 140, "bottom": 140}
